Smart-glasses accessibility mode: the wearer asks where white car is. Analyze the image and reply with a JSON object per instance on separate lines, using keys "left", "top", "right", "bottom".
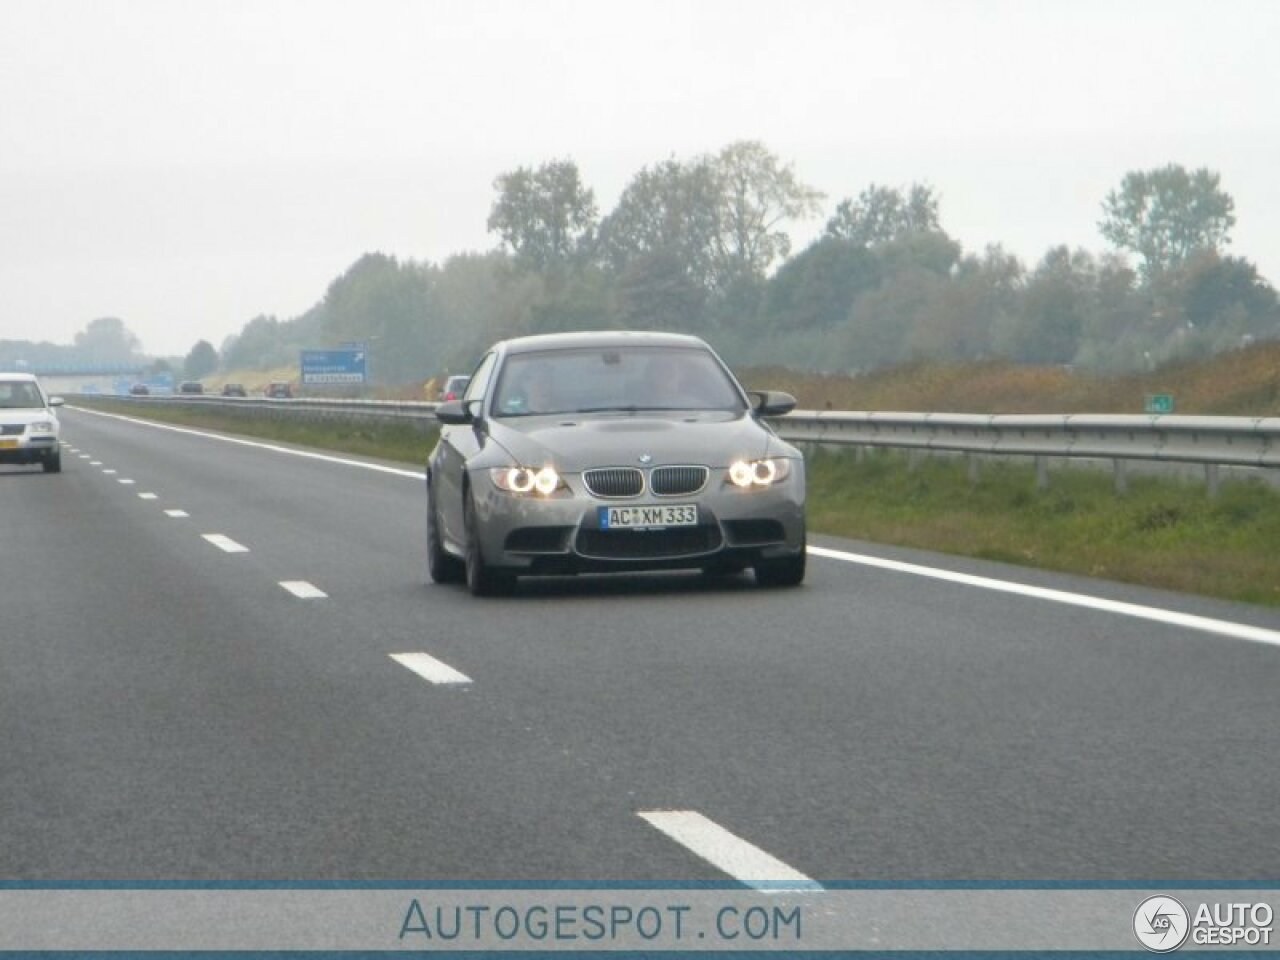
{"left": 0, "top": 373, "right": 64, "bottom": 473}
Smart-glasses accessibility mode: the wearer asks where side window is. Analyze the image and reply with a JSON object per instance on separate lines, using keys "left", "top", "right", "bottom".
{"left": 462, "top": 353, "right": 497, "bottom": 404}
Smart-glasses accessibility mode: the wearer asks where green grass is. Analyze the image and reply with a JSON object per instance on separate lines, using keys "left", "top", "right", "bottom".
{"left": 75, "top": 397, "right": 1280, "bottom": 607}
{"left": 73, "top": 397, "right": 438, "bottom": 466}
{"left": 808, "top": 447, "right": 1280, "bottom": 606}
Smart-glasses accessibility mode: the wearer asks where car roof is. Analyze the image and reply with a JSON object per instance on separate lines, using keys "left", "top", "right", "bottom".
{"left": 0, "top": 372, "right": 40, "bottom": 382}
{"left": 496, "top": 330, "right": 710, "bottom": 356}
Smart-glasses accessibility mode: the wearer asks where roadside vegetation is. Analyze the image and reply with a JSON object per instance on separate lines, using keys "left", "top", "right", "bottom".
{"left": 75, "top": 396, "right": 1280, "bottom": 607}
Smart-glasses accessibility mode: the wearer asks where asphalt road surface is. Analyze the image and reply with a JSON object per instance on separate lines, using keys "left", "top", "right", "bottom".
{"left": 3, "top": 405, "right": 1279, "bottom": 882}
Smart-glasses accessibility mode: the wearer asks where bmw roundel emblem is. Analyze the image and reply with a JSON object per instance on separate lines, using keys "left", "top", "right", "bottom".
{"left": 638, "top": 453, "right": 653, "bottom": 464}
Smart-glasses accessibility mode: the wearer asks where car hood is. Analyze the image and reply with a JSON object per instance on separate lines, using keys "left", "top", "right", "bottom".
{"left": 0, "top": 407, "right": 57, "bottom": 425}
{"left": 485, "top": 410, "right": 792, "bottom": 471}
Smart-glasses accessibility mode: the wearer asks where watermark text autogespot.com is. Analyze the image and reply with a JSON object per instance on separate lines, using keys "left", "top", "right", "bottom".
{"left": 398, "top": 898, "right": 803, "bottom": 947}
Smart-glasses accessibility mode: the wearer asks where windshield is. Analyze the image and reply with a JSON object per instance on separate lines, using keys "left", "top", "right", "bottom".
{"left": 0, "top": 381, "right": 45, "bottom": 409}
{"left": 492, "top": 346, "right": 746, "bottom": 418}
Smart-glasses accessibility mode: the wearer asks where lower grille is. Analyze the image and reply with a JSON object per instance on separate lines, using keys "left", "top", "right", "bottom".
{"left": 504, "top": 526, "right": 573, "bottom": 553}
{"left": 583, "top": 467, "right": 644, "bottom": 498}
{"left": 576, "top": 526, "right": 722, "bottom": 560}
{"left": 724, "top": 518, "right": 787, "bottom": 545}
{"left": 0, "top": 425, "right": 23, "bottom": 436}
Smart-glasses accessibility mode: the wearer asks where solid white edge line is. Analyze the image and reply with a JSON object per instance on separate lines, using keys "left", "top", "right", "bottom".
{"left": 202, "top": 534, "right": 249, "bottom": 554}
{"left": 389, "top": 652, "right": 472, "bottom": 686}
{"left": 638, "top": 810, "right": 822, "bottom": 893}
{"left": 164, "top": 510, "right": 189, "bottom": 518}
{"left": 69, "top": 405, "right": 424, "bottom": 479}
{"left": 807, "top": 545, "right": 1280, "bottom": 647}
{"left": 279, "top": 580, "right": 327, "bottom": 599}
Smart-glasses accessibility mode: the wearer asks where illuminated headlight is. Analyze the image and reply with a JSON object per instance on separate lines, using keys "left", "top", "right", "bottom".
{"left": 28, "top": 421, "right": 55, "bottom": 434}
{"left": 490, "top": 466, "right": 563, "bottom": 496}
{"left": 728, "top": 458, "right": 791, "bottom": 488}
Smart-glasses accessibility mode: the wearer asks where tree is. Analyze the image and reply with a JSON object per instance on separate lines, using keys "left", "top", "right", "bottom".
{"left": 183, "top": 340, "right": 219, "bottom": 379}
{"left": 996, "top": 247, "right": 1094, "bottom": 364}
{"left": 825, "top": 183, "right": 941, "bottom": 246}
{"left": 73, "top": 317, "right": 141, "bottom": 363}
{"left": 1099, "top": 164, "right": 1235, "bottom": 280}
{"left": 710, "top": 140, "right": 824, "bottom": 287}
{"left": 487, "top": 160, "right": 598, "bottom": 269}
{"left": 597, "top": 157, "right": 721, "bottom": 290}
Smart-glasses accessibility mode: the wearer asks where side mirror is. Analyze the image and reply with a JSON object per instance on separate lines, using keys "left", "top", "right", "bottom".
{"left": 748, "top": 390, "right": 796, "bottom": 417}
{"left": 434, "top": 399, "right": 473, "bottom": 425}
{"left": 49, "top": 396, "right": 65, "bottom": 407}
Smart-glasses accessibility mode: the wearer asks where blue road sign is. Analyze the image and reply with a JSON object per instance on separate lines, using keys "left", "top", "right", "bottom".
{"left": 301, "top": 349, "right": 367, "bottom": 385}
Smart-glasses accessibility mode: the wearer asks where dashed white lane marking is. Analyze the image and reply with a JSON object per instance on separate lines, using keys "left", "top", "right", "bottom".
{"left": 164, "top": 509, "right": 189, "bottom": 518}
{"left": 101, "top": 468, "right": 116, "bottom": 475}
{"left": 89, "top": 460, "right": 102, "bottom": 466}
{"left": 117, "top": 478, "right": 135, "bottom": 485}
{"left": 202, "top": 534, "right": 248, "bottom": 554}
{"left": 138, "top": 492, "right": 158, "bottom": 500}
{"left": 389, "top": 652, "right": 472, "bottom": 686}
{"left": 807, "top": 545, "right": 1280, "bottom": 648}
{"left": 71, "top": 406, "right": 423, "bottom": 479}
{"left": 638, "top": 810, "right": 822, "bottom": 893}
{"left": 279, "top": 580, "right": 327, "bottom": 599}
{"left": 77, "top": 454, "right": 90, "bottom": 459}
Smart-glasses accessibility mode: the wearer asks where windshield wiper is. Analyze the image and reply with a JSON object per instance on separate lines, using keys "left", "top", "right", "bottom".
{"left": 570, "top": 405, "right": 644, "bottom": 414}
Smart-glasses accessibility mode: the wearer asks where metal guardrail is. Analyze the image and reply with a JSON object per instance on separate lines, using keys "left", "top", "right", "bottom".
{"left": 77, "top": 395, "right": 1279, "bottom": 493}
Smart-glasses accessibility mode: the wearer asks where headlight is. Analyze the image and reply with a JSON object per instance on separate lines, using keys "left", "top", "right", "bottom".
{"left": 489, "top": 466, "right": 563, "bottom": 496}
{"left": 727, "top": 458, "right": 791, "bottom": 488}
{"left": 28, "top": 421, "right": 55, "bottom": 433}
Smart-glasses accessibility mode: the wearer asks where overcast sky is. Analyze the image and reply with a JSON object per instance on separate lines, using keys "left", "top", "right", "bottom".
{"left": 2, "top": 0, "right": 1277, "bottom": 357}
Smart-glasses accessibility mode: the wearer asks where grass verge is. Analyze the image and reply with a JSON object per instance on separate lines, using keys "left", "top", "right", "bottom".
{"left": 74, "top": 398, "right": 1280, "bottom": 607}
{"left": 808, "top": 448, "right": 1280, "bottom": 607}
{"left": 73, "top": 398, "right": 436, "bottom": 466}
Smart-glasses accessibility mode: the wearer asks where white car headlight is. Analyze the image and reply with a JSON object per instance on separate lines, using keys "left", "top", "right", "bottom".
{"left": 28, "top": 421, "right": 55, "bottom": 433}
{"left": 727, "top": 458, "right": 791, "bottom": 488}
{"left": 489, "top": 466, "right": 564, "bottom": 496}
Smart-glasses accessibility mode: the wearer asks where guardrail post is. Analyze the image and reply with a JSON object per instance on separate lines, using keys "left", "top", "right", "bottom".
{"left": 1205, "top": 463, "right": 1221, "bottom": 499}
{"left": 1113, "top": 458, "right": 1129, "bottom": 495}
{"left": 967, "top": 453, "right": 980, "bottom": 485}
{"left": 1035, "top": 456, "right": 1049, "bottom": 491}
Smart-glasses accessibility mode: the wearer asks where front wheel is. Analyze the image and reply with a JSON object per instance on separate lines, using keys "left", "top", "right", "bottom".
{"left": 426, "top": 477, "right": 464, "bottom": 584}
{"left": 42, "top": 451, "right": 62, "bottom": 474}
{"left": 754, "top": 544, "right": 806, "bottom": 588}
{"left": 464, "top": 490, "right": 516, "bottom": 597}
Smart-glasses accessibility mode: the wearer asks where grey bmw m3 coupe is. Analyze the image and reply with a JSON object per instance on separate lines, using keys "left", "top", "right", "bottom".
{"left": 426, "top": 331, "right": 806, "bottom": 596}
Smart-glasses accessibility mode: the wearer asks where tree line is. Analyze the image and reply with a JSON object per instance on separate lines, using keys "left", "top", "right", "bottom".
{"left": 9, "top": 143, "right": 1275, "bottom": 382}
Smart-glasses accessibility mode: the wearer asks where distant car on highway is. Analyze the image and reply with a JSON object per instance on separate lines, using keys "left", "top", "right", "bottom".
{"left": 221, "top": 383, "right": 247, "bottom": 397}
{"left": 0, "top": 372, "right": 64, "bottom": 473}
{"left": 426, "top": 331, "right": 806, "bottom": 595}
{"left": 438, "top": 375, "right": 470, "bottom": 402}
{"left": 129, "top": 383, "right": 150, "bottom": 396}
{"left": 178, "top": 381, "right": 205, "bottom": 395}
{"left": 265, "top": 381, "right": 293, "bottom": 399}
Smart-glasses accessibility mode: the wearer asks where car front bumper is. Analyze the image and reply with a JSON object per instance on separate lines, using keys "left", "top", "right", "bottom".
{"left": 0, "top": 435, "right": 59, "bottom": 464}
{"left": 469, "top": 463, "right": 806, "bottom": 575}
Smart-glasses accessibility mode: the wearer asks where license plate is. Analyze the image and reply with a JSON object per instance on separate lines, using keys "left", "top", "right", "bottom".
{"left": 599, "top": 504, "right": 698, "bottom": 530}
{"left": 0, "top": 439, "right": 16, "bottom": 449}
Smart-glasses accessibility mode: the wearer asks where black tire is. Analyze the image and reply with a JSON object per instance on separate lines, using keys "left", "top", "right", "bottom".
{"left": 754, "top": 544, "right": 806, "bottom": 588}
{"left": 42, "top": 451, "right": 62, "bottom": 474}
{"left": 464, "top": 490, "right": 516, "bottom": 597}
{"left": 426, "top": 477, "right": 464, "bottom": 584}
